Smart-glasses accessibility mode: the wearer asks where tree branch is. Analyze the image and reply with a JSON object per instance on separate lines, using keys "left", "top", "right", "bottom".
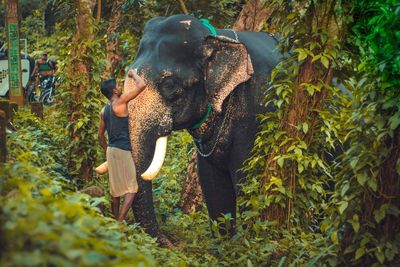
{"left": 177, "top": 0, "right": 189, "bottom": 15}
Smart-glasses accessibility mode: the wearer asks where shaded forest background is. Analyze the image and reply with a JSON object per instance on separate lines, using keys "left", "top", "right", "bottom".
{"left": 0, "top": 0, "right": 399, "bottom": 266}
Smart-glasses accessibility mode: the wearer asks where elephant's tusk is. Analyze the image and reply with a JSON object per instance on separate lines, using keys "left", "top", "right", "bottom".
{"left": 141, "top": 136, "right": 168, "bottom": 180}
{"left": 95, "top": 161, "right": 108, "bottom": 174}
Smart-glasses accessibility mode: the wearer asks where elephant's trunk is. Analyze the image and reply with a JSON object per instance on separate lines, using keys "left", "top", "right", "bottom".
{"left": 141, "top": 136, "right": 168, "bottom": 180}
{"left": 123, "top": 68, "right": 174, "bottom": 246}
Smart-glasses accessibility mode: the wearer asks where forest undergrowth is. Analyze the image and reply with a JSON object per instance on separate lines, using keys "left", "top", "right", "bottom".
{"left": 0, "top": 108, "right": 220, "bottom": 266}
{"left": 0, "top": 0, "right": 399, "bottom": 266}
{"left": 0, "top": 109, "right": 343, "bottom": 266}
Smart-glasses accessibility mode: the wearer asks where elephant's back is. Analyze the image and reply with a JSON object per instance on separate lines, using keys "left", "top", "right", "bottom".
{"left": 216, "top": 29, "right": 280, "bottom": 80}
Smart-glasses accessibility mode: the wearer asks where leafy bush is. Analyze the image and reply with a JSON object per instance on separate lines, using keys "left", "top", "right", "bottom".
{"left": 0, "top": 109, "right": 209, "bottom": 267}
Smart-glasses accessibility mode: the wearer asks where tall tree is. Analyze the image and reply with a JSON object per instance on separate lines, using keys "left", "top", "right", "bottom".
{"left": 104, "top": 0, "right": 123, "bottom": 77}
{"left": 233, "top": 0, "right": 276, "bottom": 32}
{"left": 67, "top": 0, "right": 97, "bottom": 183}
{"left": 258, "top": 0, "right": 346, "bottom": 226}
{"left": 180, "top": 151, "right": 203, "bottom": 213}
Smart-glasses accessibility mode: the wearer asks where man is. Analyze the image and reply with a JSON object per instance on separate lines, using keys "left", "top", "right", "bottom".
{"left": 31, "top": 51, "right": 56, "bottom": 82}
{"left": 98, "top": 69, "right": 146, "bottom": 222}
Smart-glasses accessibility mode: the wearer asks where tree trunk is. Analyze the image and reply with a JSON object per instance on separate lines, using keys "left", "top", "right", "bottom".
{"left": 104, "top": 0, "right": 123, "bottom": 78}
{"left": 180, "top": 151, "right": 203, "bottom": 213}
{"left": 233, "top": 0, "right": 277, "bottom": 32}
{"left": 68, "top": 0, "right": 96, "bottom": 183}
{"left": 261, "top": 2, "right": 340, "bottom": 226}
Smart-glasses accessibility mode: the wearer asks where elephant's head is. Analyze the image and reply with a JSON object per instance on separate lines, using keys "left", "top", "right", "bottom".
{"left": 126, "top": 14, "right": 254, "bottom": 180}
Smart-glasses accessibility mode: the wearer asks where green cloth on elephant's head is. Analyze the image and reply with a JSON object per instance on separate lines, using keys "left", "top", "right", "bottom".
{"left": 199, "top": 18, "right": 217, "bottom": 36}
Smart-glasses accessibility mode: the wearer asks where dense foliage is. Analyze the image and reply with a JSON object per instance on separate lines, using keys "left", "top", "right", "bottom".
{"left": 1, "top": 0, "right": 399, "bottom": 266}
{"left": 241, "top": 0, "right": 400, "bottom": 265}
{"left": 331, "top": 0, "right": 400, "bottom": 264}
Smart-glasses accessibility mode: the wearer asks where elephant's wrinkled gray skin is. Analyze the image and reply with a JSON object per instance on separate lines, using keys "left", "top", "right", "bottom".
{"left": 127, "top": 14, "right": 280, "bottom": 244}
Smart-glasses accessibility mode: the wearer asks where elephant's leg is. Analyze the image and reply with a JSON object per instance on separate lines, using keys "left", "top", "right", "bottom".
{"left": 228, "top": 130, "right": 256, "bottom": 194}
{"left": 131, "top": 179, "right": 173, "bottom": 247}
{"left": 197, "top": 155, "right": 236, "bottom": 236}
{"left": 228, "top": 120, "right": 258, "bottom": 225}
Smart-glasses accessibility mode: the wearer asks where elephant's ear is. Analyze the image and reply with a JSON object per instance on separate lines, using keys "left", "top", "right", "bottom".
{"left": 202, "top": 35, "right": 254, "bottom": 113}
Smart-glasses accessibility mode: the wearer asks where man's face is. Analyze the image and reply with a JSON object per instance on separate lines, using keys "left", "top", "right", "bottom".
{"left": 42, "top": 54, "right": 48, "bottom": 61}
{"left": 113, "top": 85, "right": 122, "bottom": 97}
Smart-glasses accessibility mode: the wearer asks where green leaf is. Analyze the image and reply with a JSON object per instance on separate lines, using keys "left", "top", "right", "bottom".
{"left": 311, "top": 54, "right": 322, "bottom": 62}
{"left": 374, "top": 206, "right": 386, "bottom": 223}
{"left": 321, "top": 56, "right": 329, "bottom": 68}
{"left": 367, "top": 177, "right": 378, "bottom": 191}
{"left": 75, "top": 120, "right": 84, "bottom": 130}
{"left": 339, "top": 201, "right": 348, "bottom": 214}
{"left": 356, "top": 173, "right": 368, "bottom": 186}
{"left": 350, "top": 214, "right": 360, "bottom": 233}
{"left": 277, "top": 157, "right": 284, "bottom": 168}
{"left": 389, "top": 113, "right": 400, "bottom": 130}
{"left": 277, "top": 256, "right": 286, "bottom": 267}
{"left": 341, "top": 183, "right": 350, "bottom": 197}
{"left": 298, "top": 50, "right": 308, "bottom": 61}
{"left": 298, "top": 163, "right": 304, "bottom": 173}
{"left": 306, "top": 86, "right": 315, "bottom": 95}
{"left": 287, "top": 13, "right": 296, "bottom": 20}
{"left": 302, "top": 122, "right": 309, "bottom": 134}
{"left": 320, "top": 220, "right": 329, "bottom": 232}
{"left": 330, "top": 231, "right": 338, "bottom": 244}
{"left": 294, "top": 148, "right": 302, "bottom": 157}
{"left": 40, "top": 188, "right": 52, "bottom": 197}
{"left": 350, "top": 158, "right": 359, "bottom": 169}
{"left": 375, "top": 248, "right": 385, "bottom": 264}
{"left": 355, "top": 247, "right": 365, "bottom": 260}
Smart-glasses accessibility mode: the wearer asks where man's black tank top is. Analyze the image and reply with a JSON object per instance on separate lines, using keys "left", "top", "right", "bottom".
{"left": 103, "top": 103, "right": 132, "bottom": 151}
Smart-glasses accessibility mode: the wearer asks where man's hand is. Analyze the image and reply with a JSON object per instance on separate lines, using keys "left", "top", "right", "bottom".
{"left": 120, "top": 69, "right": 147, "bottom": 104}
{"left": 127, "top": 69, "right": 146, "bottom": 90}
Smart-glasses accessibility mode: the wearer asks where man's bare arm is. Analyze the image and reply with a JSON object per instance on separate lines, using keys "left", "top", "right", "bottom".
{"left": 98, "top": 111, "right": 107, "bottom": 150}
{"left": 119, "top": 69, "right": 147, "bottom": 104}
{"left": 31, "top": 63, "right": 38, "bottom": 78}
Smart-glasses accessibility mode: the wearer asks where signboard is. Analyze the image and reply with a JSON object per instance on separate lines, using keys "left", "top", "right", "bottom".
{"left": 6, "top": 0, "right": 23, "bottom": 105}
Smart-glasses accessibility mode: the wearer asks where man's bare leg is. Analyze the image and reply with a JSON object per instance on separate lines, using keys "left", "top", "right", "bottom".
{"left": 117, "top": 193, "right": 136, "bottom": 222}
{"left": 111, "top": 196, "right": 120, "bottom": 219}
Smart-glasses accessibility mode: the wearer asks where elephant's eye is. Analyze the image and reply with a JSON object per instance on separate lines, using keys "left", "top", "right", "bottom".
{"left": 162, "top": 78, "right": 174, "bottom": 90}
{"left": 160, "top": 78, "right": 181, "bottom": 101}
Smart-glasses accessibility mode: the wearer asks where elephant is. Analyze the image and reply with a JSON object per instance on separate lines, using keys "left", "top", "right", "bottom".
{"left": 125, "top": 14, "right": 281, "bottom": 245}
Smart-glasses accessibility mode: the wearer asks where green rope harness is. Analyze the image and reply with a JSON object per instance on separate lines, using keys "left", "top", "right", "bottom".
{"left": 192, "top": 103, "right": 213, "bottom": 129}
{"left": 190, "top": 18, "right": 217, "bottom": 130}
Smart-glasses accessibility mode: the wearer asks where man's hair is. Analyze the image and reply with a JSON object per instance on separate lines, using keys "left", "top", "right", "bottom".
{"left": 100, "top": 78, "right": 116, "bottom": 99}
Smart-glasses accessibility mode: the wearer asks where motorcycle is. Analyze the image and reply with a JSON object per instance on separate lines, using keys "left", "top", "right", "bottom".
{"left": 38, "top": 75, "right": 59, "bottom": 105}
{"left": 26, "top": 75, "right": 59, "bottom": 105}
